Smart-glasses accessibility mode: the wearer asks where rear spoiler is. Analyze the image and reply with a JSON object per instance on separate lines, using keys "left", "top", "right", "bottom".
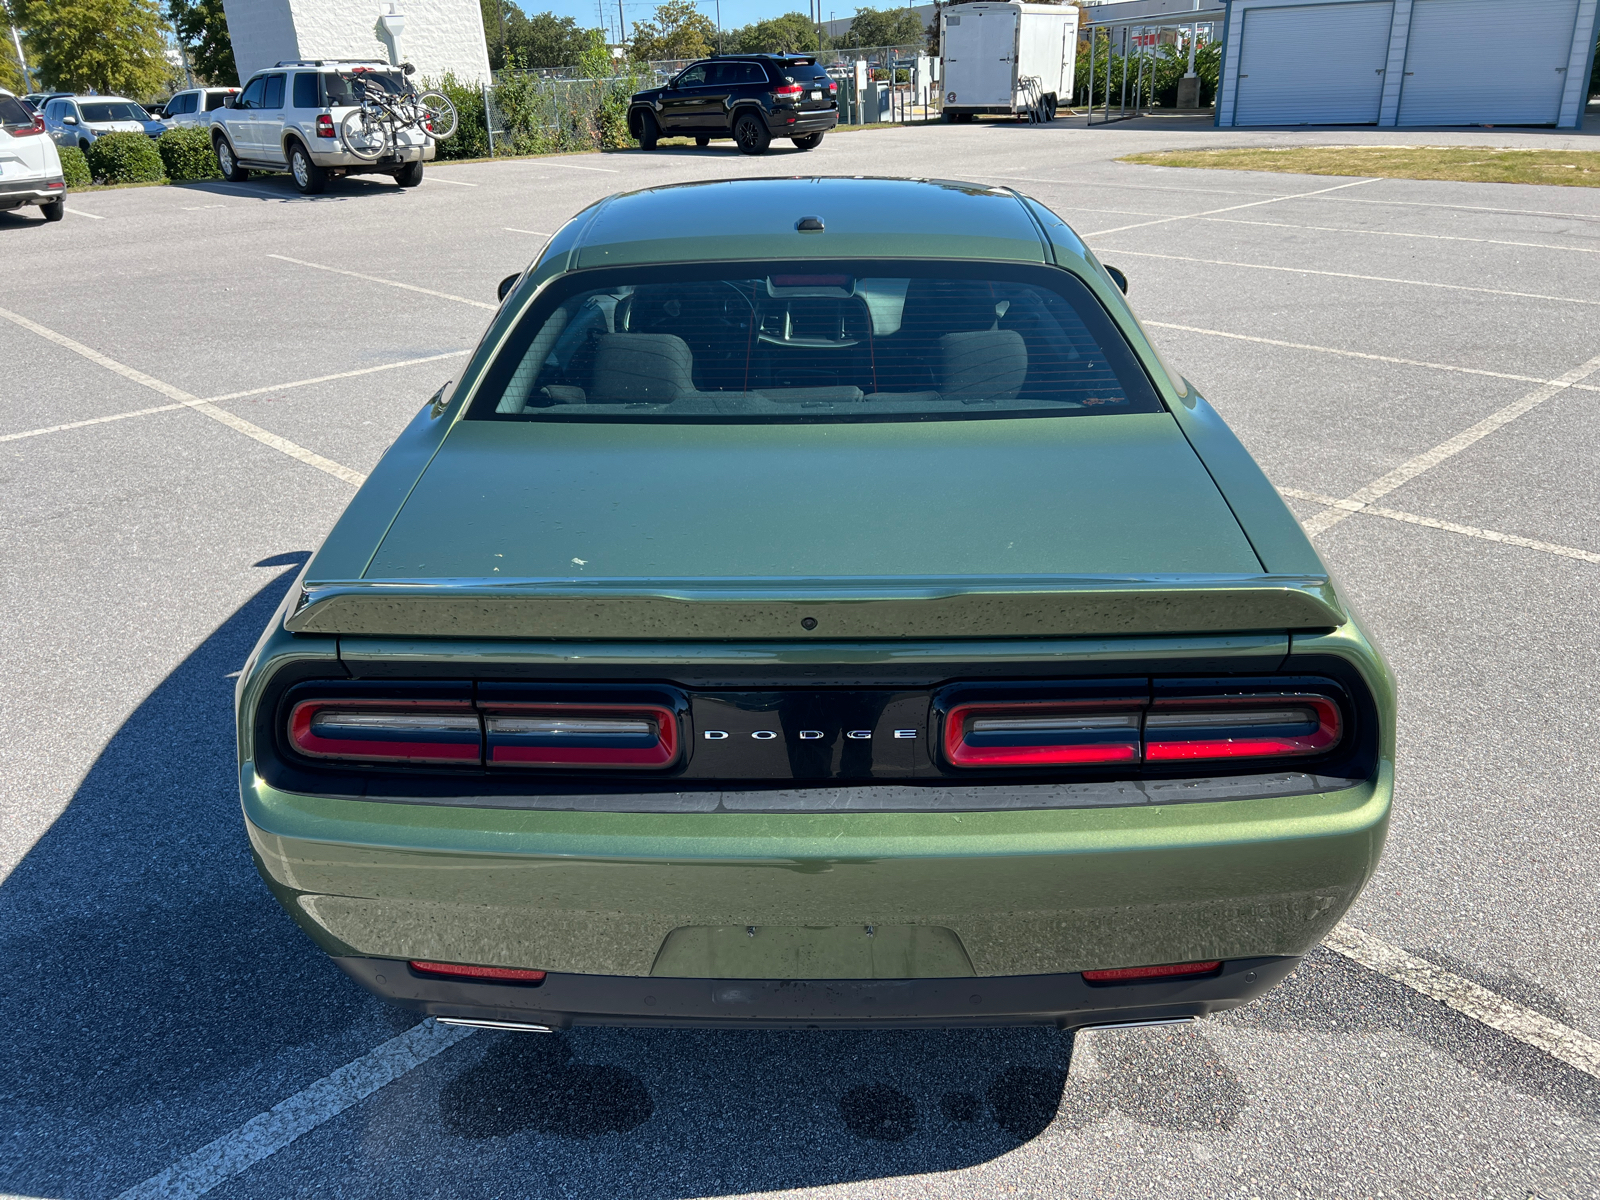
{"left": 284, "top": 574, "right": 1346, "bottom": 639}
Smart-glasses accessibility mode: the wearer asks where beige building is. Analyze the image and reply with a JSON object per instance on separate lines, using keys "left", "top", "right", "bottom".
{"left": 222, "top": 0, "right": 492, "bottom": 83}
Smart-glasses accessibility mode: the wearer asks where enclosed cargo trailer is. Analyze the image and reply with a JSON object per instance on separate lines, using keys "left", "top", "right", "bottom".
{"left": 941, "top": 1, "right": 1079, "bottom": 121}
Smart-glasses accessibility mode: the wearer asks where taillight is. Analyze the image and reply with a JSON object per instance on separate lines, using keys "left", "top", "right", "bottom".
{"left": 1083, "top": 961, "right": 1222, "bottom": 983}
{"left": 315, "top": 114, "right": 335, "bottom": 138}
{"left": 288, "top": 699, "right": 481, "bottom": 764}
{"left": 9, "top": 115, "right": 45, "bottom": 138}
{"left": 828, "top": 80, "right": 838, "bottom": 95}
{"left": 772, "top": 83, "right": 803, "bottom": 97}
{"left": 483, "top": 704, "right": 679, "bottom": 769}
{"left": 410, "top": 960, "right": 546, "bottom": 984}
{"left": 1145, "top": 694, "right": 1340, "bottom": 762}
{"left": 944, "top": 701, "right": 1141, "bottom": 767}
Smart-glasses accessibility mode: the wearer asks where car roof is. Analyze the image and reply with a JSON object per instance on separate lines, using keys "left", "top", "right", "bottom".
{"left": 71, "top": 94, "right": 138, "bottom": 102}
{"left": 558, "top": 177, "right": 1054, "bottom": 270}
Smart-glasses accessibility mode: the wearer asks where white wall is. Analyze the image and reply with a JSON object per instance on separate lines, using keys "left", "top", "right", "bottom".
{"left": 224, "top": 0, "right": 492, "bottom": 84}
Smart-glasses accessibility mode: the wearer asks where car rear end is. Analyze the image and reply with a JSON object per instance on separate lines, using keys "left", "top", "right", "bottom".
{"left": 764, "top": 57, "right": 839, "bottom": 137}
{"left": 308, "top": 66, "right": 436, "bottom": 170}
{"left": 236, "top": 179, "right": 1392, "bottom": 1032}
{"left": 0, "top": 92, "right": 65, "bottom": 216}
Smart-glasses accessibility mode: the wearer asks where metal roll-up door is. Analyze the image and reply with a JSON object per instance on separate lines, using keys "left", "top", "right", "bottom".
{"left": 1234, "top": 2, "right": 1394, "bottom": 126}
{"left": 1397, "top": 0, "right": 1579, "bottom": 126}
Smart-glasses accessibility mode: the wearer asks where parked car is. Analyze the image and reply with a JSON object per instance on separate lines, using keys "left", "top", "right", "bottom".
{"left": 628, "top": 53, "right": 838, "bottom": 155}
{"left": 208, "top": 59, "right": 435, "bottom": 194}
{"left": 42, "top": 95, "right": 164, "bottom": 152}
{"left": 0, "top": 89, "right": 66, "bottom": 222}
{"left": 236, "top": 176, "right": 1395, "bottom": 1033}
{"left": 160, "top": 86, "right": 240, "bottom": 129}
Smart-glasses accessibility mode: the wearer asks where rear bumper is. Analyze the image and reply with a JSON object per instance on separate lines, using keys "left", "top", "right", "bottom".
{"left": 242, "top": 762, "right": 1389, "bottom": 981}
{"left": 771, "top": 109, "right": 838, "bottom": 134}
{"left": 0, "top": 176, "right": 65, "bottom": 203}
{"left": 335, "top": 954, "right": 1299, "bottom": 1030}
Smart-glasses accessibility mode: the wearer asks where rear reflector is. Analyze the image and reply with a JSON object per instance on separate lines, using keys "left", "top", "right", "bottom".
{"left": 944, "top": 701, "right": 1141, "bottom": 767}
{"left": 409, "top": 960, "right": 547, "bottom": 984}
{"left": 1082, "top": 961, "right": 1222, "bottom": 983}
{"left": 772, "top": 83, "right": 803, "bottom": 96}
{"left": 484, "top": 704, "right": 678, "bottom": 769}
{"left": 288, "top": 700, "right": 480, "bottom": 764}
{"left": 1145, "top": 695, "right": 1340, "bottom": 762}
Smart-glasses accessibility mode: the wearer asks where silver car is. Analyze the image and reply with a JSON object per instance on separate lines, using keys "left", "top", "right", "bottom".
{"left": 43, "top": 95, "right": 164, "bottom": 153}
{"left": 208, "top": 60, "right": 435, "bottom": 195}
{"left": 160, "top": 86, "right": 240, "bottom": 130}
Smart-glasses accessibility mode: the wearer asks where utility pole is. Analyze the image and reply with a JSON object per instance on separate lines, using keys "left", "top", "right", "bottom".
{"left": 618, "top": 0, "right": 627, "bottom": 52}
{"left": 10, "top": 19, "right": 31, "bottom": 90}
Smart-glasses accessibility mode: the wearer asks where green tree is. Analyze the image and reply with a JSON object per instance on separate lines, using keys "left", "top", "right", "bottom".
{"left": 515, "top": 11, "right": 594, "bottom": 68}
{"left": 15, "top": 0, "right": 171, "bottom": 95}
{"left": 838, "top": 5, "right": 923, "bottom": 49}
{"left": 629, "top": 0, "right": 715, "bottom": 62}
{"left": 166, "top": 0, "right": 234, "bottom": 85}
{"left": 731, "top": 11, "right": 818, "bottom": 54}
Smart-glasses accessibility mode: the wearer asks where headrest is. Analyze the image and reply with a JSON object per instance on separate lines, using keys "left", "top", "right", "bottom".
{"left": 591, "top": 334, "right": 696, "bottom": 403}
{"left": 941, "top": 330, "right": 1028, "bottom": 402}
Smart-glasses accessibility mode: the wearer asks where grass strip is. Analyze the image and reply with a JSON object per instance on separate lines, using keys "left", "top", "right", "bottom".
{"left": 1120, "top": 145, "right": 1600, "bottom": 188}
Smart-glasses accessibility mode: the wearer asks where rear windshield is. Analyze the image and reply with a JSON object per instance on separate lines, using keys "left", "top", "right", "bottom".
{"left": 323, "top": 70, "right": 407, "bottom": 107}
{"left": 472, "top": 263, "right": 1162, "bottom": 424}
{"left": 204, "top": 91, "right": 234, "bottom": 110}
{"left": 783, "top": 65, "right": 830, "bottom": 84}
{"left": 80, "top": 102, "right": 150, "bottom": 122}
{"left": 0, "top": 95, "right": 33, "bottom": 130}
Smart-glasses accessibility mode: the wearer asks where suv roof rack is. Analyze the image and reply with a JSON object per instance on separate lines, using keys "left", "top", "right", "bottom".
{"left": 708, "top": 52, "right": 815, "bottom": 61}
{"left": 272, "top": 59, "right": 391, "bottom": 68}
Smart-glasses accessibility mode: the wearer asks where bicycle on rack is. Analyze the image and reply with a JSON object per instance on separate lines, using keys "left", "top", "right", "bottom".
{"left": 339, "top": 66, "right": 458, "bottom": 161}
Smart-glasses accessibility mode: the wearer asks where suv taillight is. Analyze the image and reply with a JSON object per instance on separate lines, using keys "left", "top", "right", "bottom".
{"left": 315, "top": 114, "right": 335, "bottom": 138}
{"left": 771, "top": 83, "right": 803, "bottom": 97}
{"left": 9, "top": 114, "right": 45, "bottom": 138}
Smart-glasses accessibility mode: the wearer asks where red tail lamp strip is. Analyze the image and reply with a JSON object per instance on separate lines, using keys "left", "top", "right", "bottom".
{"left": 409, "top": 961, "right": 546, "bottom": 983}
{"left": 1144, "top": 695, "right": 1341, "bottom": 762}
{"left": 1082, "top": 961, "right": 1222, "bottom": 983}
{"left": 944, "top": 701, "right": 1142, "bottom": 768}
{"left": 484, "top": 704, "right": 679, "bottom": 769}
{"left": 288, "top": 700, "right": 481, "bottom": 764}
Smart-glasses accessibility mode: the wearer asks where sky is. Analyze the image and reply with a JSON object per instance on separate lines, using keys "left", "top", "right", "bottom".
{"left": 527, "top": 0, "right": 924, "bottom": 42}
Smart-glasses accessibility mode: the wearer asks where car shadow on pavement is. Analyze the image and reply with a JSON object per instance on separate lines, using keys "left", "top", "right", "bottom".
{"left": 175, "top": 176, "right": 414, "bottom": 203}
{"left": 0, "top": 208, "right": 58, "bottom": 229}
{"left": 0, "top": 560, "right": 1080, "bottom": 1198}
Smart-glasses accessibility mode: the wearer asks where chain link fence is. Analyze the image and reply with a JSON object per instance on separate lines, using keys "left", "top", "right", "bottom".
{"left": 428, "top": 44, "right": 939, "bottom": 159}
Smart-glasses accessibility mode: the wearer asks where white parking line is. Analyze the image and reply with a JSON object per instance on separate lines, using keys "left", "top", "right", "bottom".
{"left": 0, "top": 306, "right": 367, "bottom": 486}
{"left": 1101, "top": 249, "right": 1600, "bottom": 308}
{"left": 1199, "top": 215, "right": 1600, "bottom": 255}
{"left": 424, "top": 176, "right": 477, "bottom": 186}
{"left": 1145, "top": 320, "right": 1600, "bottom": 394}
{"left": 112, "top": 1020, "right": 474, "bottom": 1200}
{"left": 1329, "top": 194, "right": 1600, "bottom": 223}
{"left": 544, "top": 160, "right": 619, "bottom": 173}
{"left": 103, "top": 924, "right": 1600, "bottom": 1199}
{"left": 1301, "top": 351, "right": 1600, "bottom": 536}
{"left": 503, "top": 227, "right": 548, "bottom": 236}
{"left": 65, "top": 206, "right": 105, "bottom": 219}
{"left": 1279, "top": 487, "right": 1600, "bottom": 564}
{"left": 267, "top": 253, "right": 497, "bottom": 310}
{"left": 1080, "top": 177, "right": 1381, "bottom": 238}
{"left": 1325, "top": 923, "right": 1600, "bottom": 1079}
{"left": 0, "top": 403, "right": 187, "bottom": 444}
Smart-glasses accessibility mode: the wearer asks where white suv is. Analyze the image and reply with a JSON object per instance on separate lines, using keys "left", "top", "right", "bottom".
{"left": 208, "top": 60, "right": 436, "bottom": 194}
{"left": 0, "top": 89, "right": 66, "bottom": 222}
{"left": 161, "top": 86, "right": 240, "bottom": 129}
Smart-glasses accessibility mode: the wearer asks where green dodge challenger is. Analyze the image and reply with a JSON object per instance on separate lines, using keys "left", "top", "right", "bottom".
{"left": 236, "top": 177, "right": 1393, "bottom": 1032}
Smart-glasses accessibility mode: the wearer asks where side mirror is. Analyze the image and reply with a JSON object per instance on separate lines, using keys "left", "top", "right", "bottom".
{"left": 497, "top": 273, "right": 521, "bottom": 303}
{"left": 1104, "top": 265, "right": 1128, "bottom": 294}
{"left": 62, "top": 115, "right": 77, "bottom": 125}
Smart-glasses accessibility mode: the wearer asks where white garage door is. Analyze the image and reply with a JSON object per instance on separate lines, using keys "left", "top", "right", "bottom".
{"left": 1397, "top": 0, "right": 1579, "bottom": 126}
{"left": 1234, "top": 2, "right": 1394, "bottom": 126}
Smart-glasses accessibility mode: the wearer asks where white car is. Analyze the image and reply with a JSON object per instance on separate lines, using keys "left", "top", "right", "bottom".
{"left": 161, "top": 86, "right": 240, "bottom": 129}
{"left": 209, "top": 60, "right": 435, "bottom": 194}
{"left": 42, "top": 95, "right": 165, "bottom": 152}
{"left": 0, "top": 89, "right": 66, "bottom": 222}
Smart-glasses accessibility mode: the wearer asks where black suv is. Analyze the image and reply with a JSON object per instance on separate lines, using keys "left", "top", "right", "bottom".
{"left": 628, "top": 54, "right": 838, "bottom": 155}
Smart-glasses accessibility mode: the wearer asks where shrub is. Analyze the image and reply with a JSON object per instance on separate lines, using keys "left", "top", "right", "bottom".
{"left": 157, "top": 126, "right": 221, "bottom": 182}
{"left": 430, "top": 73, "right": 490, "bottom": 160}
{"left": 86, "top": 131, "right": 165, "bottom": 184}
{"left": 58, "top": 145, "right": 92, "bottom": 188}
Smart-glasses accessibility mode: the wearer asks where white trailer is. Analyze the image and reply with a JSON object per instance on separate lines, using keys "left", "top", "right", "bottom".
{"left": 940, "top": 1, "right": 1078, "bottom": 122}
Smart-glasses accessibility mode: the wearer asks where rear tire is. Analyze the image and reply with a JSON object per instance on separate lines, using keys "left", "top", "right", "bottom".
{"left": 40, "top": 198, "right": 65, "bottom": 222}
{"left": 733, "top": 111, "right": 770, "bottom": 156}
{"left": 695, "top": 136, "right": 710, "bottom": 147}
{"left": 214, "top": 136, "right": 249, "bottom": 182}
{"left": 635, "top": 110, "right": 659, "bottom": 150}
{"left": 395, "top": 160, "right": 424, "bottom": 188}
{"left": 792, "top": 131, "right": 823, "bottom": 150}
{"left": 288, "top": 142, "right": 326, "bottom": 194}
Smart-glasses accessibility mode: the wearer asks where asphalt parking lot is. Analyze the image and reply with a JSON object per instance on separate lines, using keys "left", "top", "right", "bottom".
{"left": 3, "top": 114, "right": 1600, "bottom": 1200}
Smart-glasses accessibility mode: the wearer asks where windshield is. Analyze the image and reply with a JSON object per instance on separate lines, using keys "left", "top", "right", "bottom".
{"left": 80, "top": 102, "right": 151, "bottom": 123}
{"left": 472, "top": 264, "right": 1162, "bottom": 424}
{"left": 324, "top": 70, "right": 407, "bottom": 107}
